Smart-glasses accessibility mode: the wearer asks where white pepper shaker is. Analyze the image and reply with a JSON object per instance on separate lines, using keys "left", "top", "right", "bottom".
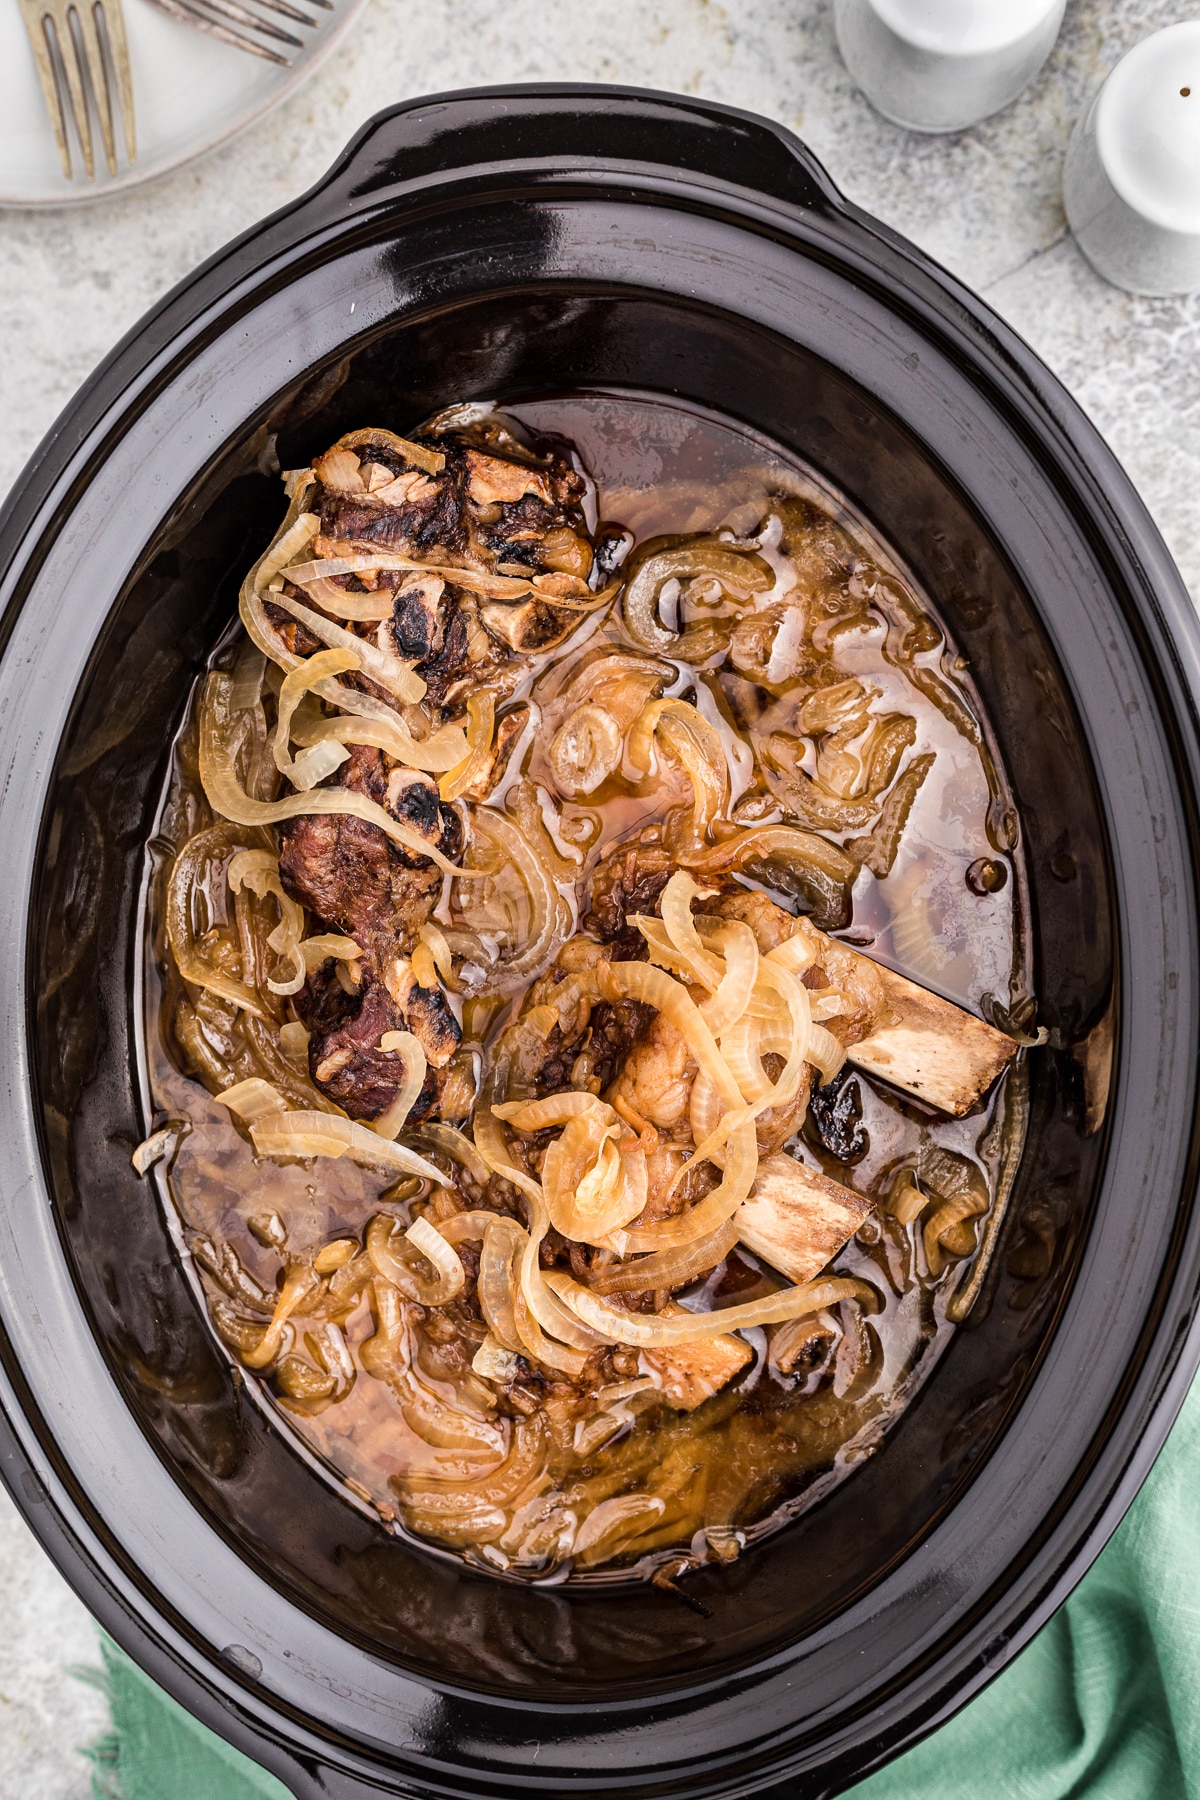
{"left": 833, "top": 0, "right": 1066, "bottom": 134}
{"left": 1063, "top": 23, "right": 1200, "bottom": 297}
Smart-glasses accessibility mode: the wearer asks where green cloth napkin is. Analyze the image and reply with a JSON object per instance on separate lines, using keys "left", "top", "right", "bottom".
{"left": 82, "top": 1373, "right": 1200, "bottom": 1799}
{"left": 85, "top": 1637, "right": 289, "bottom": 1800}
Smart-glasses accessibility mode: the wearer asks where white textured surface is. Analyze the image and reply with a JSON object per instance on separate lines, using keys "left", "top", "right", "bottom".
{"left": 0, "top": 1485, "right": 107, "bottom": 1797}
{"left": 0, "top": 0, "right": 1197, "bottom": 1793}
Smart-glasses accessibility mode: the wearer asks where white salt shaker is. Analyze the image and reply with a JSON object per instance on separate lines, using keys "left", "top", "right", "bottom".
{"left": 1063, "top": 23, "right": 1200, "bottom": 297}
{"left": 834, "top": 0, "right": 1067, "bottom": 134}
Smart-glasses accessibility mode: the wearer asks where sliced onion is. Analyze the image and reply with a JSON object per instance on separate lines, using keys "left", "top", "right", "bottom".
{"left": 493, "top": 1092, "right": 607, "bottom": 1131}
{"left": 166, "top": 825, "right": 270, "bottom": 1019}
{"left": 241, "top": 575, "right": 409, "bottom": 738}
{"left": 301, "top": 933, "right": 363, "bottom": 969}
{"left": 489, "top": 1169, "right": 607, "bottom": 1361}
{"left": 241, "top": 1264, "right": 319, "bottom": 1370}
{"left": 476, "top": 1216, "right": 526, "bottom": 1353}
{"left": 301, "top": 575, "right": 395, "bottom": 622}
{"left": 513, "top": 1285, "right": 589, "bottom": 1377}
{"left": 215, "top": 1077, "right": 289, "bottom": 1121}
{"left": 620, "top": 1112, "right": 759, "bottom": 1254}
{"left": 366, "top": 1213, "right": 465, "bottom": 1306}
{"left": 369, "top": 1030, "right": 427, "bottom": 1140}
{"left": 273, "top": 647, "right": 358, "bottom": 789}
{"left": 573, "top": 1494, "right": 666, "bottom": 1560}
{"left": 924, "top": 1189, "right": 989, "bottom": 1275}
{"left": 765, "top": 933, "right": 818, "bottom": 977}
{"left": 748, "top": 958, "right": 819, "bottom": 1107}
{"left": 334, "top": 427, "right": 445, "bottom": 477}
{"left": 596, "top": 960, "right": 743, "bottom": 1109}
{"left": 628, "top": 700, "right": 729, "bottom": 844}
{"left": 255, "top": 511, "right": 319, "bottom": 592}
{"left": 888, "top": 1180, "right": 928, "bottom": 1226}
{"left": 719, "top": 1014, "right": 777, "bottom": 1105}
{"left": 702, "top": 921, "right": 760, "bottom": 1035}
{"left": 806, "top": 1022, "right": 847, "bottom": 1086}
{"left": 131, "top": 1124, "right": 183, "bottom": 1175}
{"left": 549, "top": 705, "right": 623, "bottom": 795}
{"left": 433, "top": 1210, "right": 506, "bottom": 1244}
{"left": 200, "top": 673, "right": 479, "bottom": 879}
{"left": 653, "top": 869, "right": 724, "bottom": 988}
{"left": 495, "top": 1094, "right": 648, "bottom": 1246}
{"left": 439, "top": 691, "right": 496, "bottom": 803}
{"left": 547, "top": 1271, "right": 872, "bottom": 1345}
{"left": 417, "top": 923, "right": 456, "bottom": 982}
{"left": 591, "top": 1218, "right": 739, "bottom": 1294}
{"left": 455, "top": 808, "right": 563, "bottom": 991}
{"left": 682, "top": 826, "right": 856, "bottom": 927}
{"left": 250, "top": 1111, "right": 440, "bottom": 1180}
{"left": 622, "top": 542, "right": 771, "bottom": 659}
{"left": 689, "top": 1069, "right": 722, "bottom": 1149}
{"left": 407, "top": 1215, "right": 469, "bottom": 1302}
{"left": 407, "top": 1123, "right": 491, "bottom": 1187}
{"left": 297, "top": 549, "right": 534, "bottom": 601}
{"left": 266, "top": 589, "right": 426, "bottom": 705}
{"left": 227, "top": 848, "right": 308, "bottom": 996}
{"left": 472, "top": 1335, "right": 521, "bottom": 1383}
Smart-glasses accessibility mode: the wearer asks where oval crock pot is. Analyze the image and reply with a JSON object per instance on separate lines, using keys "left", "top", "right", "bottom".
{"left": 1, "top": 84, "right": 1199, "bottom": 1800}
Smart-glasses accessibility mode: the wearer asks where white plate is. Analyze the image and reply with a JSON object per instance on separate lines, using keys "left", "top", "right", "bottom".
{"left": 0, "top": 0, "right": 368, "bottom": 207}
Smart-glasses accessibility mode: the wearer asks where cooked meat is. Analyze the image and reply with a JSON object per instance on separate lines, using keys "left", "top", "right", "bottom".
{"left": 278, "top": 745, "right": 462, "bottom": 1119}
{"left": 754, "top": 1060, "right": 815, "bottom": 1157}
{"left": 735, "top": 1153, "right": 871, "bottom": 1285}
{"left": 390, "top": 575, "right": 445, "bottom": 661}
{"left": 607, "top": 1010, "right": 697, "bottom": 1133}
{"left": 385, "top": 956, "right": 461, "bottom": 1069}
{"left": 564, "top": 995, "right": 655, "bottom": 1098}
{"left": 705, "top": 888, "right": 795, "bottom": 955}
{"left": 299, "top": 423, "right": 599, "bottom": 724}
{"left": 479, "top": 597, "right": 587, "bottom": 654}
{"left": 278, "top": 746, "right": 459, "bottom": 964}
{"left": 462, "top": 704, "right": 529, "bottom": 802}
{"left": 314, "top": 438, "right": 467, "bottom": 558}
{"left": 583, "top": 835, "right": 678, "bottom": 957}
{"left": 768, "top": 1314, "right": 837, "bottom": 1376}
{"left": 300, "top": 963, "right": 437, "bottom": 1122}
{"left": 806, "top": 1069, "right": 868, "bottom": 1162}
{"left": 461, "top": 444, "right": 589, "bottom": 574}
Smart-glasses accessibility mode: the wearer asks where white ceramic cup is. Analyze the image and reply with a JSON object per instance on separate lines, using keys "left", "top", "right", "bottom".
{"left": 833, "top": 0, "right": 1067, "bottom": 134}
{"left": 1063, "top": 22, "right": 1200, "bottom": 297}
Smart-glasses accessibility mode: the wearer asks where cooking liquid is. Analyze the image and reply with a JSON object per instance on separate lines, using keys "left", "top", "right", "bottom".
{"left": 143, "top": 392, "right": 1031, "bottom": 1584}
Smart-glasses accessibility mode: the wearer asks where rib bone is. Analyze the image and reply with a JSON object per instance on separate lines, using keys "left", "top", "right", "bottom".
{"left": 844, "top": 959, "right": 1018, "bottom": 1116}
{"left": 735, "top": 1152, "right": 871, "bottom": 1285}
{"left": 640, "top": 1305, "right": 753, "bottom": 1409}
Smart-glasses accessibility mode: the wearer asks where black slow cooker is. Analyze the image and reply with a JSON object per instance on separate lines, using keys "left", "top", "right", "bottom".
{"left": 1, "top": 86, "right": 1199, "bottom": 1800}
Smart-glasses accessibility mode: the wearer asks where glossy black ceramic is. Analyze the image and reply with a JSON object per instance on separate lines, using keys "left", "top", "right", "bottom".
{"left": 1, "top": 86, "right": 1199, "bottom": 1800}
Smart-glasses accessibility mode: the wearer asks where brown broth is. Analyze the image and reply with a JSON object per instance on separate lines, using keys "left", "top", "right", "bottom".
{"left": 142, "top": 393, "right": 1031, "bottom": 1586}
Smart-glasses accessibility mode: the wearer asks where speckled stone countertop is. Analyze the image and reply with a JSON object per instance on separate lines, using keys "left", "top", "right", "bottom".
{"left": 0, "top": 1, "right": 1196, "bottom": 1793}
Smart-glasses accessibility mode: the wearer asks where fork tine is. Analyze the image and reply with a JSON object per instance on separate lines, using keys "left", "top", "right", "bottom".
{"left": 140, "top": 0, "right": 291, "bottom": 63}
{"left": 247, "top": 0, "right": 319, "bottom": 23}
{"left": 19, "top": 3, "right": 73, "bottom": 178}
{"left": 197, "top": 0, "right": 302, "bottom": 47}
{"left": 52, "top": 11, "right": 95, "bottom": 180}
{"left": 72, "top": 0, "right": 117, "bottom": 176}
{"left": 95, "top": 0, "right": 136, "bottom": 163}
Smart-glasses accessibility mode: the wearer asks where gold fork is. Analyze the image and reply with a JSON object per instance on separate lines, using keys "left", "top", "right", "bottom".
{"left": 18, "top": 0, "right": 137, "bottom": 181}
